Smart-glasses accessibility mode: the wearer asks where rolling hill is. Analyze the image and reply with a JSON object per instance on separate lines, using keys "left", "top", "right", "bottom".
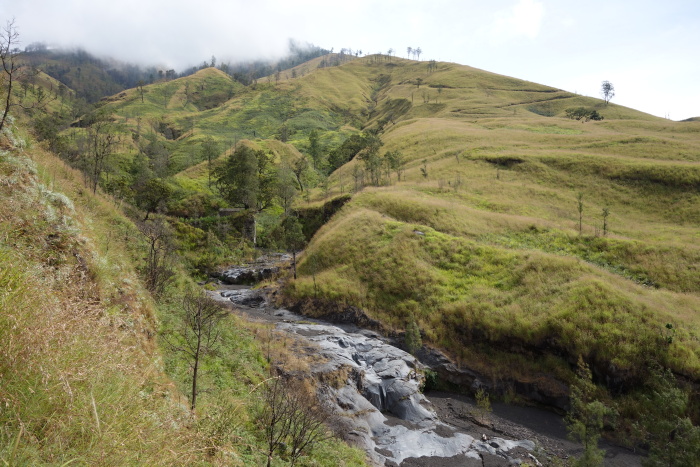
{"left": 87, "top": 55, "right": 700, "bottom": 384}
{"left": 286, "top": 57, "right": 700, "bottom": 389}
{"left": 20, "top": 51, "right": 700, "bottom": 448}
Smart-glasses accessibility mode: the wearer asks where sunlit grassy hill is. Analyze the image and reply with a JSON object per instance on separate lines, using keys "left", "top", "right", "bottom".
{"left": 84, "top": 54, "right": 700, "bottom": 403}
{"left": 272, "top": 56, "right": 700, "bottom": 406}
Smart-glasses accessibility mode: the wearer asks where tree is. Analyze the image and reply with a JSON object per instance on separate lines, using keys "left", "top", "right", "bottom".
{"left": 84, "top": 114, "right": 119, "bottom": 194}
{"left": 327, "top": 133, "right": 372, "bottom": 173}
{"left": 358, "top": 135, "right": 384, "bottom": 186}
{"left": 407, "top": 46, "right": 413, "bottom": 59}
{"left": 602, "top": 207, "right": 610, "bottom": 236}
{"left": 385, "top": 149, "right": 406, "bottom": 182}
{"left": 137, "top": 218, "right": 175, "bottom": 297}
{"left": 0, "top": 19, "right": 20, "bottom": 133}
{"left": 420, "top": 159, "right": 428, "bottom": 178}
{"left": 136, "top": 79, "right": 146, "bottom": 103}
{"left": 565, "top": 107, "right": 604, "bottom": 122}
{"left": 415, "top": 47, "right": 422, "bottom": 61}
{"left": 577, "top": 192, "right": 584, "bottom": 235}
{"left": 473, "top": 388, "right": 492, "bottom": 425}
{"left": 134, "top": 177, "right": 173, "bottom": 220}
{"left": 277, "top": 215, "right": 305, "bottom": 279}
{"left": 260, "top": 377, "right": 330, "bottom": 467}
{"left": 141, "top": 131, "right": 171, "bottom": 178}
{"left": 352, "top": 164, "right": 364, "bottom": 192}
{"left": 601, "top": 81, "right": 615, "bottom": 105}
{"left": 215, "top": 145, "right": 274, "bottom": 244}
{"left": 276, "top": 165, "right": 299, "bottom": 214}
{"left": 1, "top": 20, "right": 54, "bottom": 133}
{"left": 216, "top": 145, "right": 259, "bottom": 210}
{"left": 308, "top": 129, "right": 322, "bottom": 170}
{"left": 404, "top": 316, "right": 422, "bottom": 354}
{"left": 200, "top": 136, "right": 219, "bottom": 188}
{"left": 33, "top": 109, "right": 71, "bottom": 155}
{"left": 292, "top": 156, "right": 309, "bottom": 192}
{"left": 167, "top": 289, "right": 227, "bottom": 410}
{"left": 635, "top": 364, "right": 700, "bottom": 467}
{"left": 566, "top": 358, "right": 614, "bottom": 467}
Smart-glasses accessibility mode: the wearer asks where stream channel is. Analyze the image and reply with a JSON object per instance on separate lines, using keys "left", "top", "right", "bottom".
{"left": 210, "top": 259, "right": 641, "bottom": 466}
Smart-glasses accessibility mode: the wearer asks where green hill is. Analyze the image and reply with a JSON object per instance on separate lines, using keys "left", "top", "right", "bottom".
{"left": 1, "top": 104, "right": 363, "bottom": 465}
{"left": 30, "top": 51, "right": 700, "bottom": 443}
{"left": 280, "top": 57, "right": 700, "bottom": 411}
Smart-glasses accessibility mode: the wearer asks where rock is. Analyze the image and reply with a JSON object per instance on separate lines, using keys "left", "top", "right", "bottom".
{"left": 288, "top": 298, "right": 388, "bottom": 334}
{"left": 276, "top": 321, "right": 538, "bottom": 465}
{"left": 217, "top": 266, "right": 278, "bottom": 285}
{"left": 220, "top": 289, "right": 266, "bottom": 308}
{"left": 216, "top": 253, "right": 290, "bottom": 285}
{"left": 417, "top": 347, "right": 570, "bottom": 412}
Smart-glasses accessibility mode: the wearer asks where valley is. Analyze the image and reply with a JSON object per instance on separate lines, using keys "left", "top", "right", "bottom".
{"left": 2, "top": 44, "right": 699, "bottom": 465}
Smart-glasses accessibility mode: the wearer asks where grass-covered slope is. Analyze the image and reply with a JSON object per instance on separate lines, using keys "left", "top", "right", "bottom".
{"left": 0, "top": 125, "right": 202, "bottom": 464}
{"left": 66, "top": 54, "right": 700, "bottom": 395}
{"left": 0, "top": 120, "right": 365, "bottom": 465}
{"left": 280, "top": 57, "right": 700, "bottom": 395}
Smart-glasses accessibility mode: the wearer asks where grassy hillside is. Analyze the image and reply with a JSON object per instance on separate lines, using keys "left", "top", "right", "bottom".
{"left": 274, "top": 57, "right": 700, "bottom": 411}
{"left": 0, "top": 116, "right": 364, "bottom": 465}
{"left": 48, "top": 52, "right": 700, "bottom": 422}
{"left": 0, "top": 121, "right": 202, "bottom": 464}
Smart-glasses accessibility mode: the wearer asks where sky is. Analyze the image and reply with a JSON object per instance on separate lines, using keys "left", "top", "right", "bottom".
{"left": 2, "top": 0, "right": 699, "bottom": 120}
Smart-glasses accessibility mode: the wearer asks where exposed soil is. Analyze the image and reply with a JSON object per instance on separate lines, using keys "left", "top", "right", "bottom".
{"left": 427, "top": 391, "right": 641, "bottom": 466}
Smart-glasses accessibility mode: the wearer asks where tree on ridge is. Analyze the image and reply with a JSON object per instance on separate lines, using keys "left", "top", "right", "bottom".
{"left": 601, "top": 80, "right": 615, "bottom": 105}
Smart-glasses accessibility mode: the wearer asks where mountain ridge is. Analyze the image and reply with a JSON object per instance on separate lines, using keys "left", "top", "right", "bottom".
{"left": 11, "top": 50, "right": 700, "bottom": 455}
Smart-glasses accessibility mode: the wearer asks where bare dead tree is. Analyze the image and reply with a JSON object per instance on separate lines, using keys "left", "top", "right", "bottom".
{"left": 166, "top": 289, "right": 227, "bottom": 410}
{"left": 262, "top": 377, "right": 294, "bottom": 467}
{"left": 137, "top": 218, "right": 175, "bottom": 297}
{"left": 85, "top": 116, "right": 118, "bottom": 194}
{"left": 260, "top": 377, "right": 331, "bottom": 467}
{"left": 137, "top": 79, "right": 146, "bottom": 103}
{"left": 0, "top": 19, "right": 20, "bottom": 133}
{"left": 1, "top": 19, "right": 55, "bottom": 133}
{"left": 577, "top": 192, "right": 584, "bottom": 235}
{"left": 286, "top": 386, "right": 330, "bottom": 466}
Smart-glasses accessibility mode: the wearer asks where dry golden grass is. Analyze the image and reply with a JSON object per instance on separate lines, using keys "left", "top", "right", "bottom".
{"left": 0, "top": 139, "right": 207, "bottom": 464}
{"left": 296, "top": 213, "right": 699, "bottom": 378}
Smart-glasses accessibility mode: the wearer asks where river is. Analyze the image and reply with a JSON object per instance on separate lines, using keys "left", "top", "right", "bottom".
{"left": 210, "top": 260, "right": 641, "bottom": 466}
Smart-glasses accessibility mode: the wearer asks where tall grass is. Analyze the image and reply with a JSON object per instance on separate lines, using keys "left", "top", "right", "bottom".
{"left": 285, "top": 203, "right": 700, "bottom": 385}
{"left": 1, "top": 122, "right": 367, "bottom": 465}
{"left": 0, "top": 145, "right": 201, "bottom": 464}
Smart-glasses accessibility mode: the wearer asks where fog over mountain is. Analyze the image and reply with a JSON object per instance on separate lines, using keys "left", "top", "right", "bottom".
{"left": 2, "top": 0, "right": 699, "bottom": 119}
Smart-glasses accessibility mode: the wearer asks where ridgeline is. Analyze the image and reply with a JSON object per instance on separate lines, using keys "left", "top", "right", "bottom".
{"left": 4, "top": 48, "right": 700, "bottom": 463}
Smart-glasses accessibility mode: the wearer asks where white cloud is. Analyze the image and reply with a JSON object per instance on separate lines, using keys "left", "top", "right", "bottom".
{"left": 0, "top": 0, "right": 697, "bottom": 118}
{"left": 489, "top": 0, "right": 545, "bottom": 43}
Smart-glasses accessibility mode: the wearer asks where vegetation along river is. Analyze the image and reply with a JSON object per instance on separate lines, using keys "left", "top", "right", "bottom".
{"left": 209, "top": 259, "right": 641, "bottom": 466}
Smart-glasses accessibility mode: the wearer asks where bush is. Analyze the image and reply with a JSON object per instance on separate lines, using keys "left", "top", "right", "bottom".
{"left": 565, "top": 107, "right": 604, "bottom": 122}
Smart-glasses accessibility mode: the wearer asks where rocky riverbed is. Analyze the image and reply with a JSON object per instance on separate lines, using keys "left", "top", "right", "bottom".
{"left": 210, "top": 259, "right": 641, "bottom": 466}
